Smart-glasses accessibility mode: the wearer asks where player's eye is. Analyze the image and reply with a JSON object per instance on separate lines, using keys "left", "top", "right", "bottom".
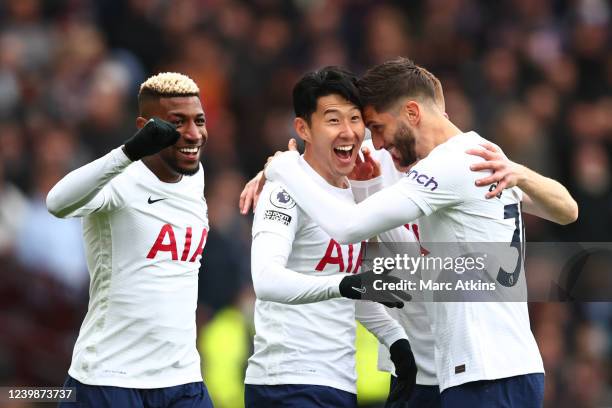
{"left": 351, "top": 115, "right": 362, "bottom": 122}
{"left": 328, "top": 118, "right": 339, "bottom": 124}
{"left": 196, "top": 118, "right": 206, "bottom": 126}
{"left": 172, "top": 119, "right": 184, "bottom": 127}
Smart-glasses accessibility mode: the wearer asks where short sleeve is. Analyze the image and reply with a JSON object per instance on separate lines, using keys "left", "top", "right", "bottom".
{"left": 252, "top": 181, "right": 300, "bottom": 242}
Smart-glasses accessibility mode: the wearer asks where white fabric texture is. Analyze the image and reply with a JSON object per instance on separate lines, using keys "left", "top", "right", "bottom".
{"left": 266, "top": 132, "right": 544, "bottom": 391}
{"left": 352, "top": 140, "right": 438, "bottom": 386}
{"left": 247, "top": 158, "right": 406, "bottom": 394}
{"left": 47, "top": 147, "right": 208, "bottom": 388}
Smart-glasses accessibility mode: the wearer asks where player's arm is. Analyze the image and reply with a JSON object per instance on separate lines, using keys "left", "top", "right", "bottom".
{"left": 355, "top": 301, "right": 407, "bottom": 348}
{"left": 251, "top": 231, "right": 345, "bottom": 304}
{"left": 251, "top": 181, "right": 345, "bottom": 304}
{"left": 46, "top": 147, "right": 131, "bottom": 218}
{"left": 467, "top": 143, "right": 578, "bottom": 225}
{"left": 239, "top": 138, "right": 298, "bottom": 215}
{"left": 355, "top": 302, "right": 417, "bottom": 402}
{"left": 264, "top": 152, "right": 425, "bottom": 244}
{"left": 252, "top": 182, "right": 406, "bottom": 306}
{"left": 46, "top": 118, "right": 179, "bottom": 218}
{"left": 352, "top": 172, "right": 419, "bottom": 244}
{"left": 516, "top": 172, "right": 578, "bottom": 225}
{"left": 252, "top": 233, "right": 405, "bottom": 306}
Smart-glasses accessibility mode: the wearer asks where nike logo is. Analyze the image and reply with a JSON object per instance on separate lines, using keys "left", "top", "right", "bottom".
{"left": 148, "top": 197, "right": 167, "bottom": 204}
{"left": 352, "top": 286, "right": 366, "bottom": 294}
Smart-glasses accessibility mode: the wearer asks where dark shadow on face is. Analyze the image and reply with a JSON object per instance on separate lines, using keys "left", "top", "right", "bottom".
{"left": 393, "top": 121, "right": 417, "bottom": 167}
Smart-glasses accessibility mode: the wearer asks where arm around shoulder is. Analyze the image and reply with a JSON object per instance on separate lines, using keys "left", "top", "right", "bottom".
{"left": 518, "top": 165, "right": 578, "bottom": 225}
{"left": 265, "top": 152, "right": 421, "bottom": 244}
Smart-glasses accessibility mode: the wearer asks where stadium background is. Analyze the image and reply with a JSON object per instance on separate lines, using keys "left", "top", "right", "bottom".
{"left": 0, "top": 0, "right": 610, "bottom": 406}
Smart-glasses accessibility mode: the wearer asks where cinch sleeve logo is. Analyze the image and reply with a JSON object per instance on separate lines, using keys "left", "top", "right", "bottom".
{"left": 406, "top": 169, "right": 439, "bottom": 191}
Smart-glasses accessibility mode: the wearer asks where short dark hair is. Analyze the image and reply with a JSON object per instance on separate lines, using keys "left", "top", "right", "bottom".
{"left": 358, "top": 57, "right": 436, "bottom": 112}
{"left": 293, "top": 66, "right": 362, "bottom": 124}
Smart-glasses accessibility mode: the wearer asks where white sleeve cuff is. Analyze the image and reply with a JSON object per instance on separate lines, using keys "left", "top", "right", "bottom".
{"left": 114, "top": 146, "right": 134, "bottom": 164}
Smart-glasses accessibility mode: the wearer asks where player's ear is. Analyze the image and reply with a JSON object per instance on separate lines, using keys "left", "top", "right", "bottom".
{"left": 402, "top": 101, "right": 421, "bottom": 126}
{"left": 294, "top": 117, "right": 312, "bottom": 144}
{"left": 136, "top": 117, "right": 148, "bottom": 130}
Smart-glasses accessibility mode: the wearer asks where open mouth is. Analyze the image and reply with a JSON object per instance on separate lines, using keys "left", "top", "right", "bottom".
{"left": 333, "top": 144, "right": 354, "bottom": 161}
{"left": 177, "top": 146, "right": 201, "bottom": 160}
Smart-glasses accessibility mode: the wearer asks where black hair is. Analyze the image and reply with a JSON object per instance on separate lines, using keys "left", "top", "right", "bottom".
{"left": 292, "top": 66, "right": 362, "bottom": 124}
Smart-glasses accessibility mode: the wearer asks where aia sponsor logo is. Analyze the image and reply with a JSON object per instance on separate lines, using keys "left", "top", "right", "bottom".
{"left": 146, "top": 224, "right": 208, "bottom": 262}
{"left": 315, "top": 239, "right": 365, "bottom": 274}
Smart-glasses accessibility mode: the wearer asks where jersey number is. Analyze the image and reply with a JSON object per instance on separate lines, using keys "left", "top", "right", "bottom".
{"left": 496, "top": 203, "right": 525, "bottom": 287}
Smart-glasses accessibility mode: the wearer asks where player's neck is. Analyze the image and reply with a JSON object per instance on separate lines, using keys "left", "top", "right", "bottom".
{"left": 429, "top": 119, "right": 463, "bottom": 149}
{"left": 142, "top": 155, "right": 182, "bottom": 183}
{"left": 303, "top": 151, "right": 347, "bottom": 188}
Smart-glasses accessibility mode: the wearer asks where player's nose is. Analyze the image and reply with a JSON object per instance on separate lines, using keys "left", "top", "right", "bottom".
{"left": 372, "top": 133, "right": 384, "bottom": 150}
{"left": 340, "top": 118, "right": 359, "bottom": 139}
{"left": 181, "top": 121, "right": 203, "bottom": 143}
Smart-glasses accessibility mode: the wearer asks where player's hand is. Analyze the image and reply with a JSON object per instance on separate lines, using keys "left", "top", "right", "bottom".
{"left": 263, "top": 139, "right": 300, "bottom": 182}
{"left": 466, "top": 142, "right": 527, "bottom": 199}
{"left": 240, "top": 139, "right": 298, "bottom": 215}
{"left": 264, "top": 138, "right": 299, "bottom": 169}
{"left": 123, "top": 118, "right": 180, "bottom": 161}
{"left": 339, "top": 270, "right": 410, "bottom": 308}
{"left": 348, "top": 146, "right": 381, "bottom": 181}
{"left": 387, "top": 339, "right": 417, "bottom": 403}
{"left": 239, "top": 171, "right": 265, "bottom": 214}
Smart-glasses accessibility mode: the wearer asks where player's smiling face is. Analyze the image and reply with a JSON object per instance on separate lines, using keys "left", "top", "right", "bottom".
{"left": 300, "top": 94, "right": 365, "bottom": 185}
{"left": 155, "top": 96, "right": 207, "bottom": 176}
{"left": 364, "top": 105, "right": 419, "bottom": 170}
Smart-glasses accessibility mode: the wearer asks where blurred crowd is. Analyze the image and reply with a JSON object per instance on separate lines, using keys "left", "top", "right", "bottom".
{"left": 0, "top": 0, "right": 610, "bottom": 407}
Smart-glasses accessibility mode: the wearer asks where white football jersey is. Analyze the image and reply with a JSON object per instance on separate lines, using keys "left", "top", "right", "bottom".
{"left": 246, "top": 159, "right": 366, "bottom": 394}
{"left": 53, "top": 149, "right": 208, "bottom": 389}
{"left": 264, "top": 132, "right": 545, "bottom": 393}
{"left": 352, "top": 139, "right": 438, "bottom": 386}
{"left": 397, "top": 131, "right": 544, "bottom": 391}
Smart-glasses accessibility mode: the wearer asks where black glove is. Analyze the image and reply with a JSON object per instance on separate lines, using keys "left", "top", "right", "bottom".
{"left": 339, "top": 270, "right": 411, "bottom": 308}
{"left": 387, "top": 339, "right": 417, "bottom": 403}
{"left": 123, "top": 118, "right": 180, "bottom": 161}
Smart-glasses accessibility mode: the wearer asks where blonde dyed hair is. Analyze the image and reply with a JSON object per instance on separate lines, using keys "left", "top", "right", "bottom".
{"left": 139, "top": 72, "right": 200, "bottom": 96}
{"left": 138, "top": 72, "right": 200, "bottom": 115}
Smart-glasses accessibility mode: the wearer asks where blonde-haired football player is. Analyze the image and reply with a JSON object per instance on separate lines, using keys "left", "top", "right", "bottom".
{"left": 47, "top": 72, "right": 214, "bottom": 407}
